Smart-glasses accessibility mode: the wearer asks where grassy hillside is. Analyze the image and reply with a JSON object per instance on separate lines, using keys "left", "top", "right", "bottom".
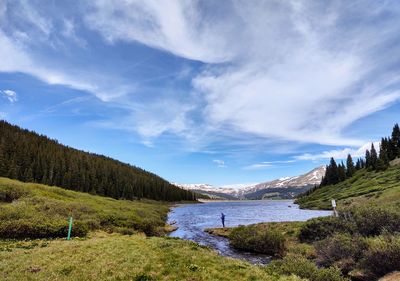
{"left": 0, "top": 177, "right": 171, "bottom": 237}
{"left": 296, "top": 162, "right": 400, "bottom": 210}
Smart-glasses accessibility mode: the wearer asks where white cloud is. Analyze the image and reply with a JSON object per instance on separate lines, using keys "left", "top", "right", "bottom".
{"left": 243, "top": 163, "right": 273, "bottom": 170}
{"left": 1, "top": 1, "right": 400, "bottom": 149}
{"left": 0, "top": 1, "right": 135, "bottom": 102}
{"left": 213, "top": 159, "right": 226, "bottom": 168}
{"left": 83, "top": 1, "right": 400, "bottom": 146}
{"left": 295, "top": 142, "right": 380, "bottom": 161}
{"left": 1, "top": 89, "right": 17, "bottom": 103}
{"left": 0, "top": 29, "right": 134, "bottom": 102}
{"left": 84, "top": 0, "right": 233, "bottom": 63}
{"left": 62, "top": 19, "right": 87, "bottom": 47}
{"left": 243, "top": 160, "right": 296, "bottom": 170}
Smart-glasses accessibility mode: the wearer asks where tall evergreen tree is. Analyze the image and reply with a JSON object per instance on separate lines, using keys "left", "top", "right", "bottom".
{"left": 365, "top": 149, "right": 371, "bottom": 168}
{"left": 338, "top": 162, "right": 346, "bottom": 182}
{"left": 327, "top": 158, "right": 339, "bottom": 185}
{"left": 355, "top": 158, "right": 361, "bottom": 170}
{"left": 377, "top": 141, "right": 389, "bottom": 171}
{"left": 370, "top": 143, "right": 378, "bottom": 170}
{"left": 346, "top": 154, "right": 355, "bottom": 178}
{"left": 360, "top": 158, "right": 366, "bottom": 169}
{"left": 391, "top": 123, "right": 400, "bottom": 158}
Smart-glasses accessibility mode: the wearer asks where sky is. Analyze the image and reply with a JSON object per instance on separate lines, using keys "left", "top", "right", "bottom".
{"left": 0, "top": 0, "right": 400, "bottom": 186}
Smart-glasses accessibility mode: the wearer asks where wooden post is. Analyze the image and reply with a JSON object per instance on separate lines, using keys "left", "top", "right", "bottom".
{"left": 331, "top": 199, "right": 338, "bottom": 217}
{"left": 67, "top": 217, "right": 73, "bottom": 240}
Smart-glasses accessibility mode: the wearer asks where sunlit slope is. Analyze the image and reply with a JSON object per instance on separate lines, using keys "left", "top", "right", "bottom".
{"left": 0, "top": 177, "right": 171, "bottom": 237}
{"left": 296, "top": 161, "right": 400, "bottom": 210}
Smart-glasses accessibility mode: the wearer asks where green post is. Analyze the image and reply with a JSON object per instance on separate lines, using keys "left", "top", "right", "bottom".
{"left": 67, "top": 216, "right": 73, "bottom": 240}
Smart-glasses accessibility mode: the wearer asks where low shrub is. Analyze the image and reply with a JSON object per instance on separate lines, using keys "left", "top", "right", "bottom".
{"left": 360, "top": 234, "right": 400, "bottom": 278}
{"left": 266, "top": 255, "right": 349, "bottom": 281}
{"left": 134, "top": 273, "right": 154, "bottom": 281}
{"left": 0, "top": 218, "right": 88, "bottom": 239}
{"left": 298, "top": 217, "right": 355, "bottom": 243}
{"left": 229, "top": 225, "right": 286, "bottom": 257}
{"left": 344, "top": 207, "right": 400, "bottom": 237}
{"left": 0, "top": 185, "right": 28, "bottom": 202}
{"left": 315, "top": 233, "right": 367, "bottom": 274}
{"left": 132, "top": 220, "right": 159, "bottom": 236}
{"left": 299, "top": 207, "right": 400, "bottom": 243}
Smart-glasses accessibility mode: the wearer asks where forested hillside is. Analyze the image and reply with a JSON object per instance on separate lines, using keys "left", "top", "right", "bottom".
{"left": 0, "top": 120, "right": 195, "bottom": 201}
{"left": 297, "top": 123, "right": 400, "bottom": 209}
{"left": 295, "top": 161, "right": 400, "bottom": 209}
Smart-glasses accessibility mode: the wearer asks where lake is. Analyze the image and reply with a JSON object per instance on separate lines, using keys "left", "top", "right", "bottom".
{"left": 167, "top": 200, "right": 332, "bottom": 264}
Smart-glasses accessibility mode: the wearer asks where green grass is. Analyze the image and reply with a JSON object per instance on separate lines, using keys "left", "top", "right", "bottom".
{"left": 0, "top": 232, "right": 305, "bottom": 281}
{"left": 0, "top": 177, "right": 171, "bottom": 237}
{"left": 295, "top": 164, "right": 400, "bottom": 209}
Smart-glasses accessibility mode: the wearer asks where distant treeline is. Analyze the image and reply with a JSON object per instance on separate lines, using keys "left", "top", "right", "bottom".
{"left": 0, "top": 120, "right": 196, "bottom": 201}
{"left": 321, "top": 123, "right": 400, "bottom": 188}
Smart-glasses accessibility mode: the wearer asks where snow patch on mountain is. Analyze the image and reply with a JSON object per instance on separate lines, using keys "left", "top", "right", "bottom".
{"left": 175, "top": 166, "right": 326, "bottom": 198}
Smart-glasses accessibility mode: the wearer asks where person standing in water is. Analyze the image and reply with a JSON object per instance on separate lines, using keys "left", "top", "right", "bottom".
{"left": 221, "top": 213, "right": 226, "bottom": 228}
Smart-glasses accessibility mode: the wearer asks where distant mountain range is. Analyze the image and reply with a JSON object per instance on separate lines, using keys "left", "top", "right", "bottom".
{"left": 175, "top": 166, "right": 326, "bottom": 200}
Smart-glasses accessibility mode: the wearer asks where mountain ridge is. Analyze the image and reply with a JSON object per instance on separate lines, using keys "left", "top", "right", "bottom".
{"left": 176, "top": 165, "right": 326, "bottom": 200}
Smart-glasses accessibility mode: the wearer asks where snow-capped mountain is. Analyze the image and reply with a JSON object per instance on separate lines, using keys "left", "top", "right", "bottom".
{"left": 173, "top": 183, "right": 245, "bottom": 199}
{"left": 175, "top": 166, "right": 326, "bottom": 200}
{"left": 245, "top": 166, "right": 326, "bottom": 194}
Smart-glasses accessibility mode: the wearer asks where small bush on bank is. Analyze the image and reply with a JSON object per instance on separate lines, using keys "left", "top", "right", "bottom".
{"left": 298, "top": 217, "right": 355, "bottom": 243}
{"left": 343, "top": 207, "right": 400, "bottom": 237}
{"left": 0, "top": 218, "right": 89, "bottom": 239}
{"left": 229, "top": 225, "right": 286, "bottom": 257}
{"left": 315, "top": 233, "right": 367, "bottom": 274}
{"left": 266, "top": 255, "right": 349, "bottom": 281}
{"left": 360, "top": 234, "right": 400, "bottom": 278}
{"left": 299, "top": 206, "right": 400, "bottom": 244}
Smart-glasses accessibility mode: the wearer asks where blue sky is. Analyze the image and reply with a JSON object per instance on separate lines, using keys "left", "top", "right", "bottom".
{"left": 0, "top": 1, "right": 400, "bottom": 186}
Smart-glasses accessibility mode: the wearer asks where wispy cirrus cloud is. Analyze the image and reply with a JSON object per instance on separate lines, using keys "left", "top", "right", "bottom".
{"left": 244, "top": 160, "right": 296, "bottom": 170}
{"left": 83, "top": 0, "right": 233, "bottom": 63}
{"left": 83, "top": 0, "right": 400, "bottom": 147}
{"left": 1, "top": 0, "right": 400, "bottom": 151}
{"left": 213, "top": 159, "right": 227, "bottom": 168}
{"left": 1, "top": 89, "right": 17, "bottom": 103}
{"left": 0, "top": 1, "right": 135, "bottom": 102}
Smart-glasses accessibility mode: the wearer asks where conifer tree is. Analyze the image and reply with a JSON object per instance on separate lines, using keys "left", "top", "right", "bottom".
{"left": 370, "top": 143, "right": 378, "bottom": 170}
{"left": 338, "top": 162, "right": 346, "bottom": 182}
{"left": 365, "top": 150, "right": 371, "bottom": 168}
{"left": 360, "top": 158, "right": 366, "bottom": 169}
{"left": 355, "top": 158, "right": 361, "bottom": 170}
{"left": 377, "top": 141, "right": 389, "bottom": 171}
{"left": 391, "top": 123, "right": 400, "bottom": 158}
{"left": 328, "top": 157, "right": 339, "bottom": 185}
{"left": 346, "top": 154, "right": 355, "bottom": 178}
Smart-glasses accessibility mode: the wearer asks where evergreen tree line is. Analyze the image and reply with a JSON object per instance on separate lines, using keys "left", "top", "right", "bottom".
{"left": 320, "top": 123, "right": 400, "bottom": 187}
{"left": 0, "top": 120, "right": 196, "bottom": 201}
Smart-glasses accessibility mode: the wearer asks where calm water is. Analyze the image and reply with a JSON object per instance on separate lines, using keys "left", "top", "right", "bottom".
{"left": 168, "top": 200, "right": 332, "bottom": 264}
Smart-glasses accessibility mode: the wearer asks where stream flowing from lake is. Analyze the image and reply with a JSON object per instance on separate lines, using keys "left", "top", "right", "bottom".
{"left": 167, "top": 200, "right": 331, "bottom": 264}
